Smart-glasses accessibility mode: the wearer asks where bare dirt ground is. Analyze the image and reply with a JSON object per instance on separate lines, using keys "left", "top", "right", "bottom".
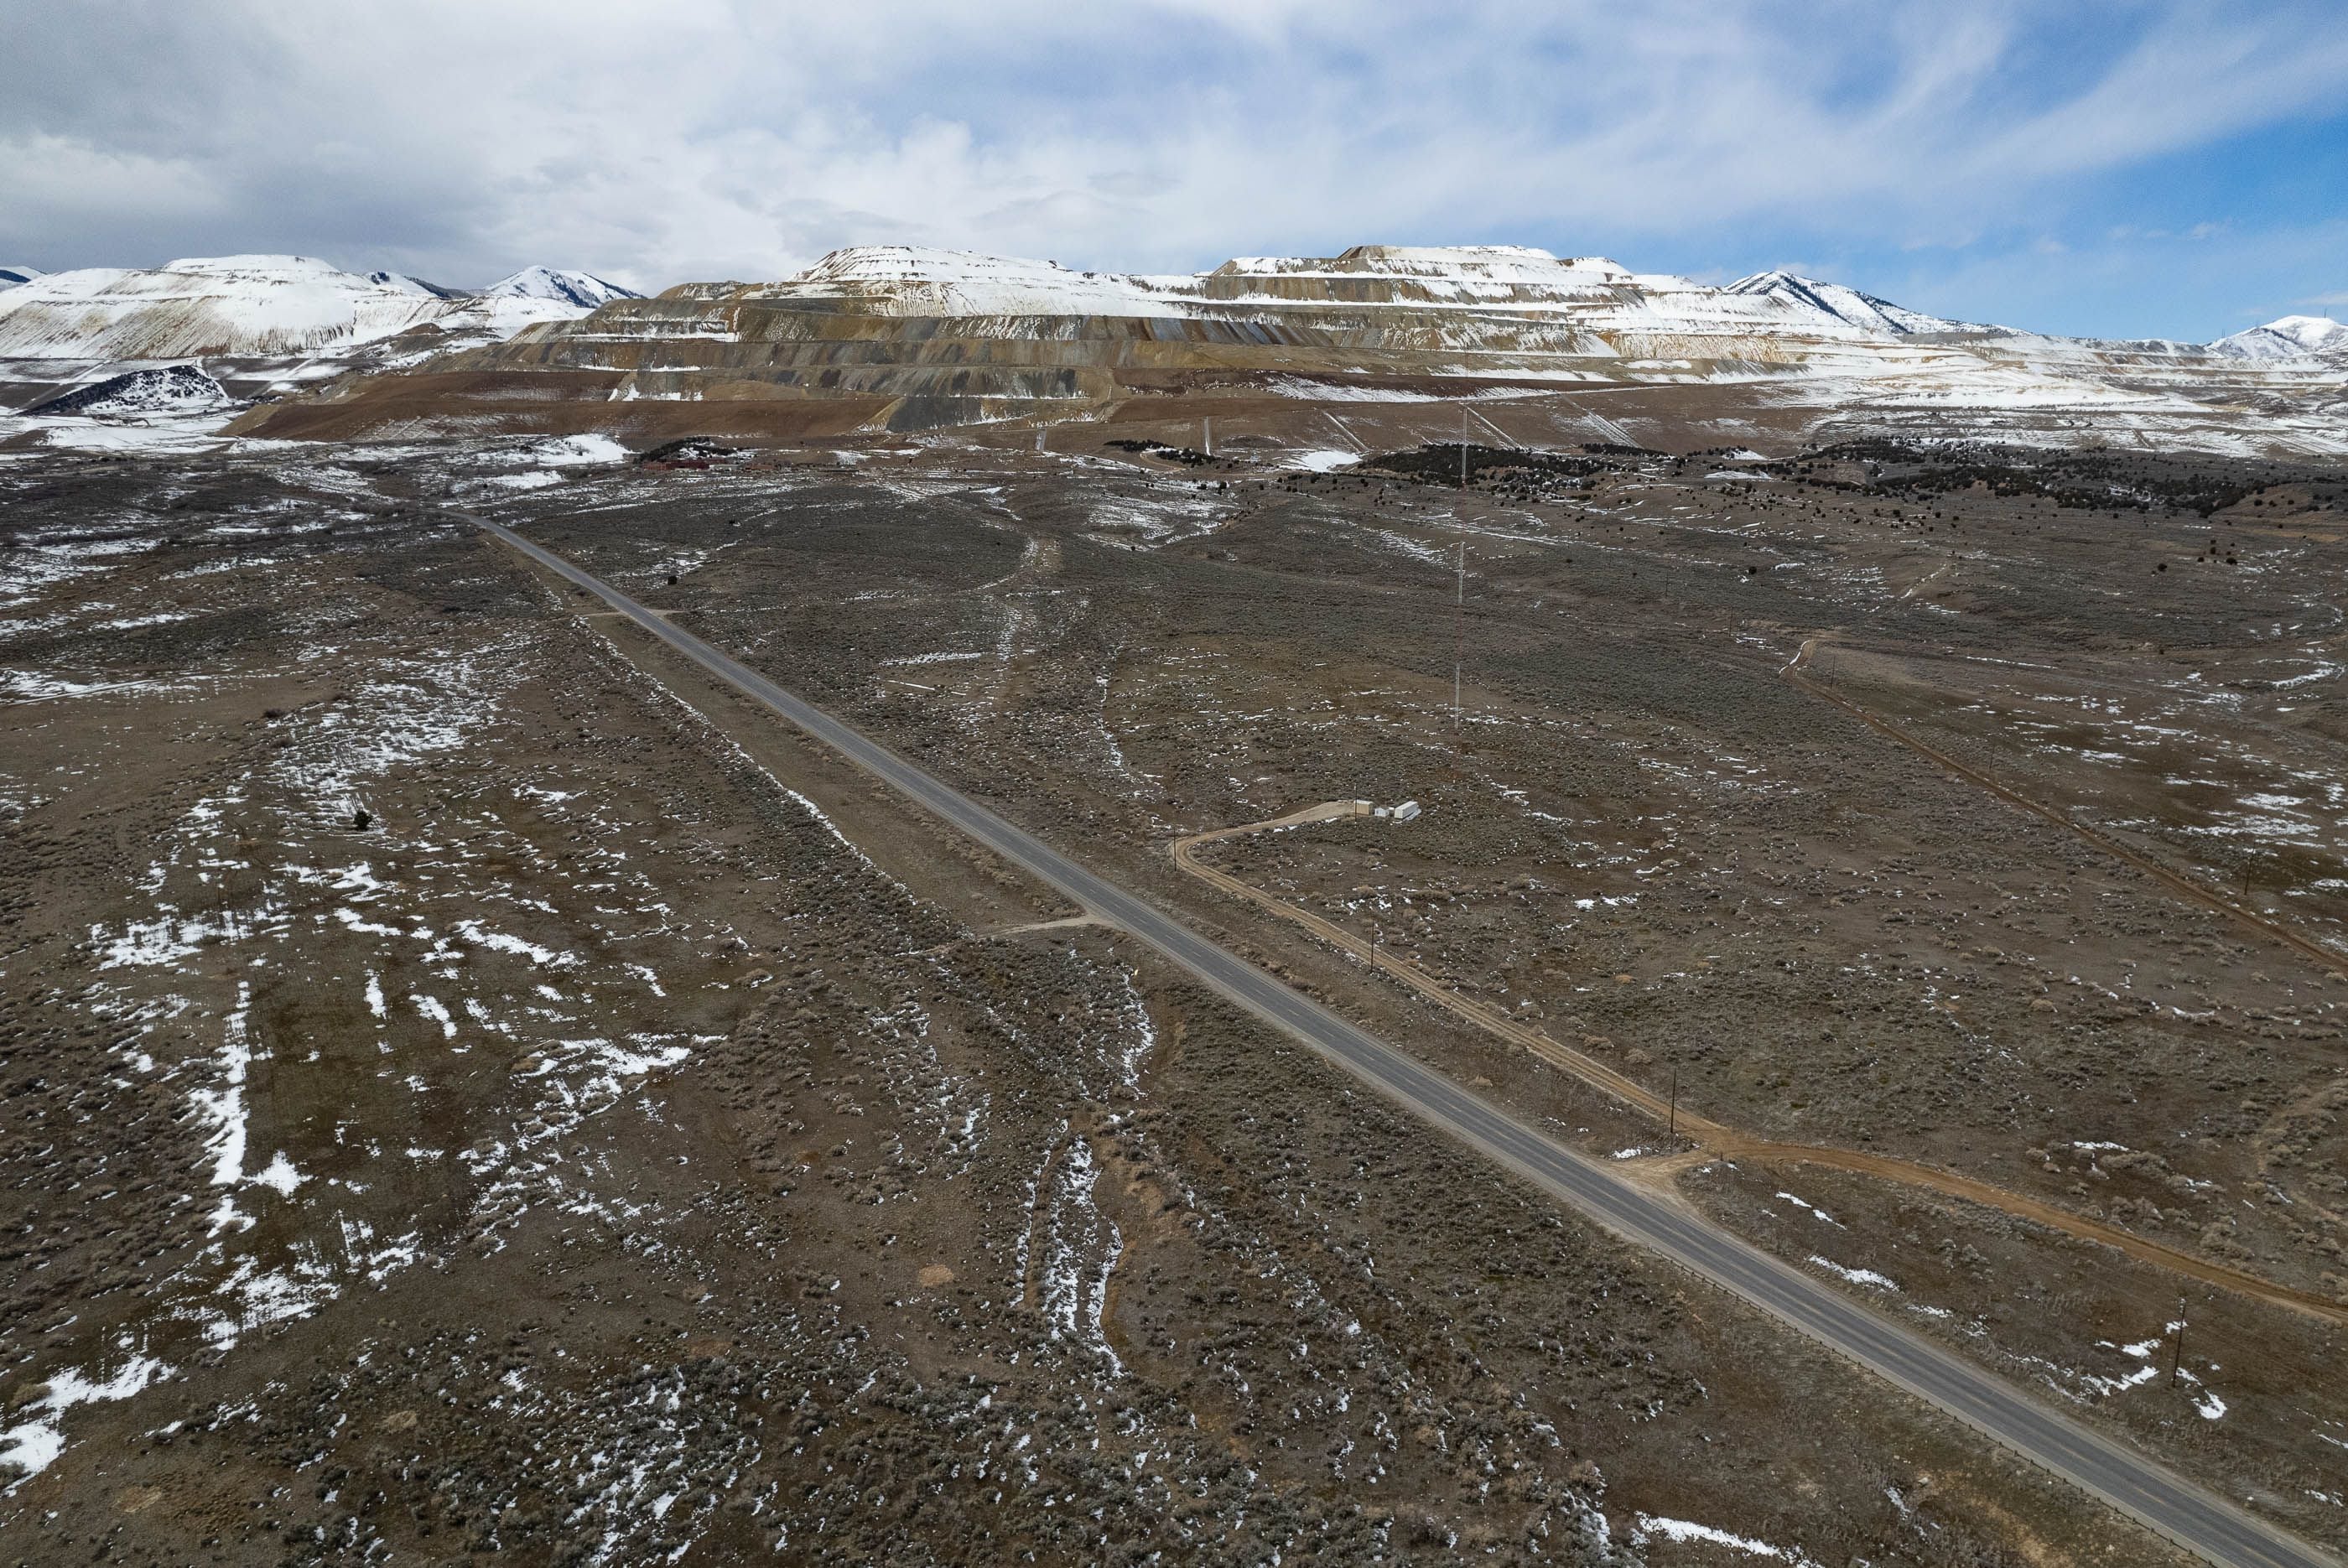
{"left": 2, "top": 417, "right": 2341, "bottom": 1564}
{"left": 1172, "top": 796, "right": 2348, "bottom": 1325}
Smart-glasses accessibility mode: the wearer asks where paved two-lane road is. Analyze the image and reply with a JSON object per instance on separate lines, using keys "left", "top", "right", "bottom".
{"left": 475, "top": 513, "right": 2338, "bottom": 1568}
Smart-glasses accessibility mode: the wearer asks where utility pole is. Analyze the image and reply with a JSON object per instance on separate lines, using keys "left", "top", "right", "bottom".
{"left": 1668, "top": 1069, "right": 1679, "bottom": 1147}
{"left": 2169, "top": 1296, "right": 2187, "bottom": 1385}
{"left": 1452, "top": 408, "right": 1468, "bottom": 752}
{"left": 1453, "top": 539, "right": 1464, "bottom": 735}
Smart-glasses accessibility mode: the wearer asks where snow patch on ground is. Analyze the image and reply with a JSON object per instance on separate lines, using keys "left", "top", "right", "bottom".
{"left": 1774, "top": 1191, "right": 1842, "bottom": 1226}
{"left": 1084, "top": 491, "right": 1228, "bottom": 549}
{"left": 482, "top": 470, "right": 562, "bottom": 491}
{"left": 0, "top": 1353, "right": 173, "bottom": 1483}
{"left": 1635, "top": 1513, "right": 1820, "bottom": 1563}
{"left": 1808, "top": 1255, "right": 1899, "bottom": 1290}
{"left": 1291, "top": 448, "right": 1361, "bottom": 472}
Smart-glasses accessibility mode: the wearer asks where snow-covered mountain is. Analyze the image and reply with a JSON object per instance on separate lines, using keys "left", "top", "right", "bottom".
{"left": 1724, "top": 271, "right": 2000, "bottom": 338}
{"left": 0, "top": 255, "right": 455, "bottom": 359}
{"left": 221, "top": 241, "right": 2348, "bottom": 457}
{"left": 0, "top": 265, "right": 41, "bottom": 288}
{"left": 737, "top": 244, "right": 2034, "bottom": 350}
{"left": 751, "top": 243, "right": 1942, "bottom": 340}
{"left": 2209, "top": 314, "right": 2348, "bottom": 361}
{"left": 0, "top": 254, "right": 640, "bottom": 361}
{"left": 484, "top": 266, "right": 640, "bottom": 311}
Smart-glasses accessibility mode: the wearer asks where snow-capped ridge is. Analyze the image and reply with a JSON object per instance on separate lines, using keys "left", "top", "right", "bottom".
{"left": 0, "top": 265, "right": 42, "bottom": 288}
{"left": 795, "top": 243, "right": 1643, "bottom": 299}
{"left": 1332, "top": 245, "right": 1635, "bottom": 284}
{"left": 797, "top": 246, "right": 1109, "bottom": 287}
{"left": 2210, "top": 314, "right": 2347, "bottom": 361}
{"left": 0, "top": 254, "right": 639, "bottom": 361}
{"left": 0, "top": 257, "right": 457, "bottom": 358}
{"left": 774, "top": 246, "right": 1177, "bottom": 316}
{"left": 161, "top": 254, "right": 345, "bottom": 277}
{"left": 367, "top": 270, "right": 467, "bottom": 299}
{"left": 722, "top": 247, "right": 2334, "bottom": 371}
{"left": 483, "top": 266, "right": 642, "bottom": 311}
{"left": 1726, "top": 271, "right": 2001, "bottom": 338}
{"left": 1214, "top": 246, "right": 1640, "bottom": 288}
{"left": 776, "top": 243, "right": 1824, "bottom": 325}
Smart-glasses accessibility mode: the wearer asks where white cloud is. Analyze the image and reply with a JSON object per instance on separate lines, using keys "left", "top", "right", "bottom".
{"left": 0, "top": 135, "right": 221, "bottom": 229}
{"left": 0, "top": 0, "right": 2342, "bottom": 307}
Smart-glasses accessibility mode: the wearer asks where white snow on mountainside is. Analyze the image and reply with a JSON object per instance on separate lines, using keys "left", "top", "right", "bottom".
{"left": 745, "top": 247, "right": 2339, "bottom": 382}
{"left": 760, "top": 244, "right": 2015, "bottom": 346}
{"left": 781, "top": 243, "right": 1676, "bottom": 319}
{"left": 29, "top": 363, "right": 231, "bottom": 418}
{"left": 484, "top": 266, "right": 641, "bottom": 311}
{"left": 366, "top": 269, "right": 468, "bottom": 299}
{"left": 13, "top": 241, "right": 2338, "bottom": 459}
{"left": 2209, "top": 314, "right": 2348, "bottom": 361}
{"left": 0, "top": 265, "right": 41, "bottom": 288}
{"left": 0, "top": 256, "right": 446, "bottom": 359}
{"left": 1724, "top": 271, "right": 2002, "bottom": 338}
{"left": 428, "top": 241, "right": 2343, "bottom": 459}
{"left": 0, "top": 254, "right": 634, "bottom": 360}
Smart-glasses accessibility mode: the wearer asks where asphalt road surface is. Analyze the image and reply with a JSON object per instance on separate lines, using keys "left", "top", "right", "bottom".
{"left": 475, "top": 512, "right": 2340, "bottom": 1568}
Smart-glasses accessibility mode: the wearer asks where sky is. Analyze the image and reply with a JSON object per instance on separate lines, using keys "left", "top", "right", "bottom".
{"left": 3, "top": 0, "right": 2345, "bottom": 340}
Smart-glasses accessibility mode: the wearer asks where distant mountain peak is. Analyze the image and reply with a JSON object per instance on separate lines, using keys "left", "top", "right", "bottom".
{"left": 2210, "top": 314, "right": 2347, "bottom": 361}
{"left": 0, "top": 255, "right": 633, "bottom": 361}
{"left": 159, "top": 254, "right": 346, "bottom": 276}
{"left": 482, "top": 267, "right": 641, "bottom": 311}
{"left": 1331, "top": 243, "right": 1565, "bottom": 271}
{"left": 0, "top": 264, "right": 42, "bottom": 288}
{"left": 1725, "top": 270, "right": 1999, "bottom": 338}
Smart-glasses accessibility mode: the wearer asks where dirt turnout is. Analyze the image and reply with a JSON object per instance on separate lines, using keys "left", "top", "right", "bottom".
{"left": 4, "top": 425, "right": 2345, "bottom": 1565}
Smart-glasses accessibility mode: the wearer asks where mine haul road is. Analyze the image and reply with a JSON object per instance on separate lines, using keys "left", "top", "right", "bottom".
{"left": 473, "top": 512, "right": 2340, "bottom": 1568}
